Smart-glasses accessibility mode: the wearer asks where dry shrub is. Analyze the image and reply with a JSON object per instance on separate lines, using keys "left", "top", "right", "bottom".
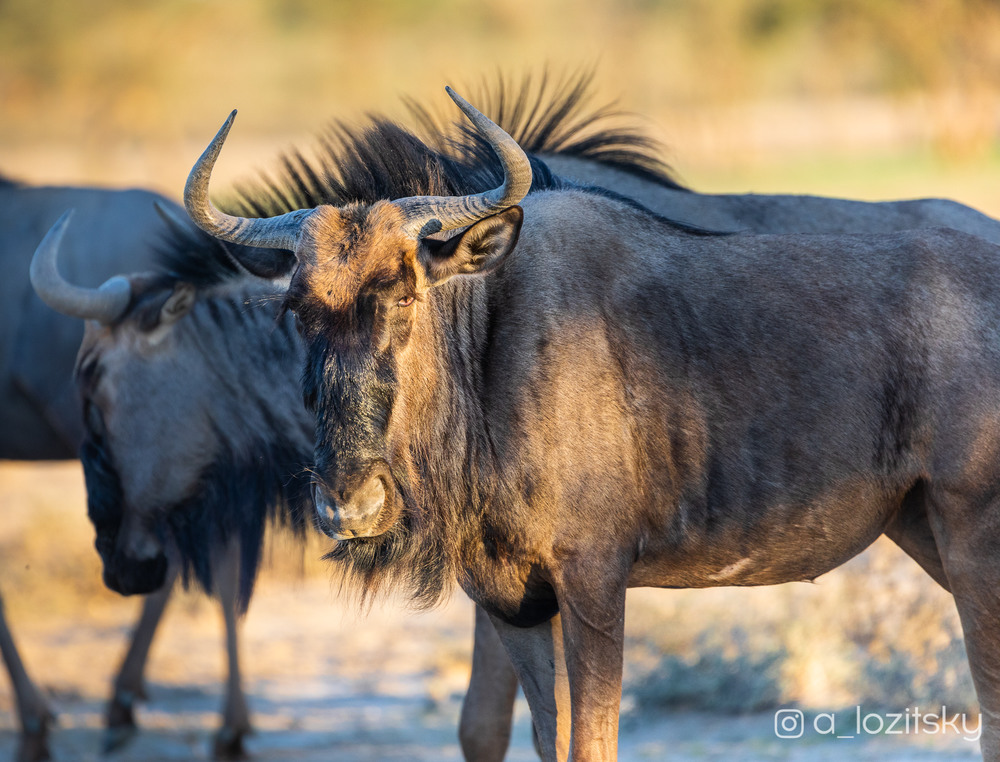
{"left": 624, "top": 537, "right": 976, "bottom": 716}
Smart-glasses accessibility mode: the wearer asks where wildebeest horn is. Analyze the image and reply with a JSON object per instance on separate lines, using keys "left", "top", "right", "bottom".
{"left": 185, "top": 89, "right": 531, "bottom": 248}
{"left": 395, "top": 87, "right": 533, "bottom": 238}
{"left": 184, "top": 110, "right": 312, "bottom": 250}
{"left": 30, "top": 210, "right": 133, "bottom": 324}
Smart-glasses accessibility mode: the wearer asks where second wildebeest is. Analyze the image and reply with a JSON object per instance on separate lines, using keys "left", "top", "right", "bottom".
{"left": 4, "top": 177, "right": 279, "bottom": 759}
{"left": 184, "top": 86, "right": 1000, "bottom": 761}
{"left": 0, "top": 178, "right": 218, "bottom": 761}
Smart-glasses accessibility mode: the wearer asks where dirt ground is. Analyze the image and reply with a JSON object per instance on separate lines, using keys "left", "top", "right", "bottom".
{"left": 0, "top": 462, "right": 986, "bottom": 761}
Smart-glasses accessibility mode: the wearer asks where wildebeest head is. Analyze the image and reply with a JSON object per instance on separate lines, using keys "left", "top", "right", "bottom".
{"left": 31, "top": 211, "right": 310, "bottom": 601}
{"left": 184, "top": 89, "right": 529, "bottom": 541}
{"left": 31, "top": 211, "right": 209, "bottom": 593}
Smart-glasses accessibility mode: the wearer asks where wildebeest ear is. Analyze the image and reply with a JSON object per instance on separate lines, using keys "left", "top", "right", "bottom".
{"left": 230, "top": 245, "right": 297, "bottom": 279}
{"left": 159, "top": 282, "right": 196, "bottom": 326}
{"left": 419, "top": 206, "right": 523, "bottom": 286}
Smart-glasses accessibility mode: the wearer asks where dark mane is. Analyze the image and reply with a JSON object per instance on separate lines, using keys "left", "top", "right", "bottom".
{"left": 407, "top": 70, "right": 686, "bottom": 191}
{"left": 166, "top": 431, "right": 312, "bottom": 611}
{"left": 151, "top": 221, "right": 242, "bottom": 286}
{"left": 165, "top": 72, "right": 686, "bottom": 289}
{"left": 229, "top": 120, "right": 565, "bottom": 220}
{"left": 149, "top": 207, "right": 288, "bottom": 291}
{"left": 229, "top": 71, "right": 684, "bottom": 221}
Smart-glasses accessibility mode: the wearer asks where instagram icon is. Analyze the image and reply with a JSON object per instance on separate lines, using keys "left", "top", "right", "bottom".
{"left": 774, "top": 709, "right": 805, "bottom": 739}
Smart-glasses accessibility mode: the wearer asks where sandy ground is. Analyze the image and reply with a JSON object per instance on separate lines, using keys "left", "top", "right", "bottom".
{"left": 0, "top": 463, "right": 986, "bottom": 761}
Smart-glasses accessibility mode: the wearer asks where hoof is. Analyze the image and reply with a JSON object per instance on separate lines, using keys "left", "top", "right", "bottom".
{"left": 212, "top": 726, "right": 250, "bottom": 760}
{"left": 17, "top": 707, "right": 54, "bottom": 762}
{"left": 16, "top": 731, "right": 52, "bottom": 762}
{"left": 102, "top": 724, "right": 139, "bottom": 755}
{"left": 103, "top": 691, "right": 140, "bottom": 754}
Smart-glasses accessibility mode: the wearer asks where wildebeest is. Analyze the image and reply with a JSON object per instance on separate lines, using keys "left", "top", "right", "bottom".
{"left": 29, "top": 79, "right": 699, "bottom": 762}
{"left": 183, "top": 87, "right": 1000, "bottom": 761}
{"left": 27, "top": 86, "right": 653, "bottom": 760}
{"left": 0, "top": 178, "right": 263, "bottom": 760}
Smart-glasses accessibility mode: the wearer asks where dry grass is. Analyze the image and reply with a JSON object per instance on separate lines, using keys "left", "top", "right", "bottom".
{"left": 0, "top": 459, "right": 977, "bottom": 728}
{"left": 623, "top": 540, "right": 973, "bottom": 719}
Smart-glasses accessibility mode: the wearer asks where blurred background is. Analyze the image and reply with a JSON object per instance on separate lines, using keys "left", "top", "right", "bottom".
{"left": 3, "top": 0, "right": 1000, "bottom": 207}
{"left": 1, "top": 0, "right": 998, "bottom": 759}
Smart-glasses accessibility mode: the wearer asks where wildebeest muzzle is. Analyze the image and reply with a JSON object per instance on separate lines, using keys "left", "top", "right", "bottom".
{"left": 313, "top": 460, "right": 396, "bottom": 539}
{"left": 81, "top": 438, "right": 170, "bottom": 595}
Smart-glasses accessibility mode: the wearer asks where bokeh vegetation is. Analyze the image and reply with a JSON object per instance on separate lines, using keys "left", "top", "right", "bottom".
{"left": 2, "top": 0, "right": 999, "bottom": 194}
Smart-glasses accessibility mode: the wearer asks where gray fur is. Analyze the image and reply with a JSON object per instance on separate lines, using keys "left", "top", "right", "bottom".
{"left": 543, "top": 154, "right": 1000, "bottom": 242}
{"left": 0, "top": 183, "right": 180, "bottom": 457}
{"left": 8, "top": 182, "right": 270, "bottom": 758}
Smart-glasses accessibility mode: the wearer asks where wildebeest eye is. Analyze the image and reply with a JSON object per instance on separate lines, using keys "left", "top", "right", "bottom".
{"left": 398, "top": 295, "right": 415, "bottom": 308}
{"left": 294, "top": 313, "right": 305, "bottom": 336}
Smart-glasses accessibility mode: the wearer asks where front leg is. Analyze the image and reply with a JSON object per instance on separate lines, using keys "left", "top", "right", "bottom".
{"left": 212, "top": 542, "right": 252, "bottom": 761}
{"left": 104, "top": 564, "right": 179, "bottom": 753}
{"left": 488, "top": 612, "right": 571, "bottom": 762}
{"left": 555, "top": 572, "right": 628, "bottom": 761}
{"left": 0, "top": 591, "right": 54, "bottom": 762}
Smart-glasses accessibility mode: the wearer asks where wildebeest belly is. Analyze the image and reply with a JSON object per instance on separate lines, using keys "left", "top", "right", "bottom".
{"left": 628, "top": 474, "right": 908, "bottom": 588}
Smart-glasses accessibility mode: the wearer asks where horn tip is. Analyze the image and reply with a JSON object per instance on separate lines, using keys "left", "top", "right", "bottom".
{"left": 55, "top": 208, "right": 75, "bottom": 228}
{"left": 445, "top": 86, "right": 470, "bottom": 110}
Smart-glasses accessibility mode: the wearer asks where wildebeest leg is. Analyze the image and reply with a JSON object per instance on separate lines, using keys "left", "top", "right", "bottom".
{"left": 554, "top": 574, "right": 628, "bottom": 762}
{"left": 489, "top": 612, "right": 571, "bottom": 762}
{"left": 459, "top": 605, "right": 520, "bottom": 761}
{"left": 211, "top": 542, "right": 251, "bottom": 761}
{"left": 103, "top": 563, "right": 179, "bottom": 753}
{"left": 928, "top": 489, "right": 1000, "bottom": 758}
{"left": 0, "top": 590, "right": 54, "bottom": 762}
{"left": 883, "top": 481, "right": 951, "bottom": 591}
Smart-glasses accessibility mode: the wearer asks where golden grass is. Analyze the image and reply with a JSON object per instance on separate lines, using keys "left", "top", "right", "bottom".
{"left": 0, "top": 457, "right": 977, "bottom": 719}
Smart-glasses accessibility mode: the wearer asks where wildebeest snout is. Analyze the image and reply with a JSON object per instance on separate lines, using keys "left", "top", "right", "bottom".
{"left": 313, "top": 463, "right": 391, "bottom": 539}
{"left": 102, "top": 551, "right": 170, "bottom": 596}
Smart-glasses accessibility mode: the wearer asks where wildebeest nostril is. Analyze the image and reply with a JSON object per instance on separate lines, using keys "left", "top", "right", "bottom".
{"left": 313, "top": 484, "right": 337, "bottom": 520}
{"left": 353, "top": 477, "right": 385, "bottom": 518}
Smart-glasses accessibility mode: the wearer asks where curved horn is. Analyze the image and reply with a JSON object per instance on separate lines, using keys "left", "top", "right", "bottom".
{"left": 396, "top": 87, "right": 533, "bottom": 238}
{"left": 184, "top": 110, "right": 312, "bottom": 250}
{"left": 30, "top": 210, "right": 132, "bottom": 324}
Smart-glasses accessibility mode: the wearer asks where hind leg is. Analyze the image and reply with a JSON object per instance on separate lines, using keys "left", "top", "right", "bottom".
{"left": 927, "top": 487, "right": 1000, "bottom": 757}
{"left": 211, "top": 542, "right": 251, "bottom": 761}
{"left": 459, "top": 605, "right": 520, "bottom": 762}
{"left": 104, "top": 564, "right": 179, "bottom": 753}
{"left": 0, "top": 589, "right": 54, "bottom": 762}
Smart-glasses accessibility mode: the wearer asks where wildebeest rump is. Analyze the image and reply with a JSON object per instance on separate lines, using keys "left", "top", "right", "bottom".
{"left": 185, "top": 88, "right": 1000, "bottom": 762}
